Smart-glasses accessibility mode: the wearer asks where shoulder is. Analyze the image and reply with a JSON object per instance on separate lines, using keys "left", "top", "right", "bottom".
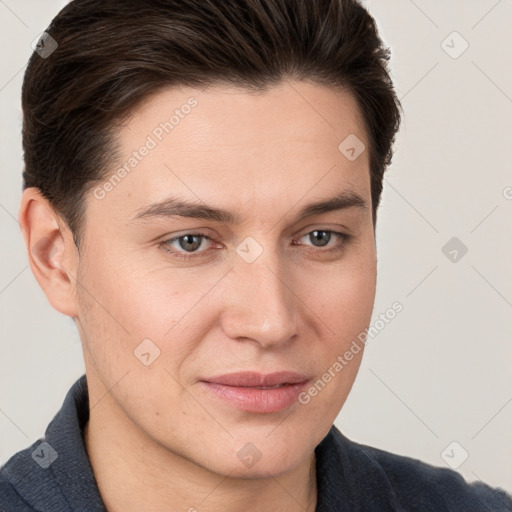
{"left": 0, "top": 451, "right": 40, "bottom": 512}
{"left": 360, "top": 441, "right": 512, "bottom": 511}
{"left": 0, "top": 435, "right": 75, "bottom": 512}
{"left": 320, "top": 427, "right": 512, "bottom": 511}
{"left": 0, "top": 375, "right": 106, "bottom": 512}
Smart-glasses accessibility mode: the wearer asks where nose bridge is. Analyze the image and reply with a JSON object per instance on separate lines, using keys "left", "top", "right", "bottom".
{"left": 221, "top": 244, "right": 299, "bottom": 347}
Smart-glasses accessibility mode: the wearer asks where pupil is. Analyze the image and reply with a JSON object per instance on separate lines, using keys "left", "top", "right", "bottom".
{"left": 311, "top": 231, "right": 330, "bottom": 247}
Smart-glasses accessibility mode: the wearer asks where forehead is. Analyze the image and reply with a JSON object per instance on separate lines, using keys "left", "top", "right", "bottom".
{"left": 94, "top": 80, "right": 371, "bottom": 223}
{"left": 124, "top": 80, "right": 368, "bottom": 149}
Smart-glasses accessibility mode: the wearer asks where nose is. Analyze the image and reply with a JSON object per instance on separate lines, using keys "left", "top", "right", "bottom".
{"left": 220, "top": 251, "right": 300, "bottom": 349}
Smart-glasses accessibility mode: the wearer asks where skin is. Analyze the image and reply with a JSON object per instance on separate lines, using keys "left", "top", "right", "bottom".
{"left": 19, "top": 80, "right": 377, "bottom": 512}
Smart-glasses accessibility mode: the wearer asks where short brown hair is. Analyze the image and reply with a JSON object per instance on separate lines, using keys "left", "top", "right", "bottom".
{"left": 21, "top": 0, "right": 401, "bottom": 248}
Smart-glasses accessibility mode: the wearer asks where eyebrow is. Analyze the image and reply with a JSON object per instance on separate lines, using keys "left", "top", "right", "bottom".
{"left": 129, "top": 190, "right": 368, "bottom": 224}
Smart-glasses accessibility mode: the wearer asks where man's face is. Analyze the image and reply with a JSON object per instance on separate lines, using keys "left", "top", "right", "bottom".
{"left": 75, "top": 80, "right": 376, "bottom": 477}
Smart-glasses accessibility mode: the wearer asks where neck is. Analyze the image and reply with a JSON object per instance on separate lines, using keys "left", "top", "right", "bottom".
{"left": 83, "top": 398, "right": 317, "bottom": 512}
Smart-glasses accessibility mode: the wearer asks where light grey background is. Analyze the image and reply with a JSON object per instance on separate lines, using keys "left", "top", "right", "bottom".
{"left": 1, "top": 0, "right": 511, "bottom": 492}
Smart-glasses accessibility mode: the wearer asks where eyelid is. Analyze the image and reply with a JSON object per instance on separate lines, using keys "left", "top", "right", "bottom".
{"left": 294, "top": 222, "right": 352, "bottom": 237}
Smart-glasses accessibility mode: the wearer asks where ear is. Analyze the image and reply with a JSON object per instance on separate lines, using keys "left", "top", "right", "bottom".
{"left": 18, "top": 187, "right": 80, "bottom": 317}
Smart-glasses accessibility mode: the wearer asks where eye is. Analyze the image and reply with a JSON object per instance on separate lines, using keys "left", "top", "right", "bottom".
{"left": 160, "top": 233, "right": 214, "bottom": 260}
{"left": 159, "top": 229, "right": 351, "bottom": 261}
{"left": 297, "top": 230, "right": 349, "bottom": 251}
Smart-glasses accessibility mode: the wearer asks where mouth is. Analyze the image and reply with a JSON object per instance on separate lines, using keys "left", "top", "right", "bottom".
{"left": 199, "top": 371, "right": 311, "bottom": 414}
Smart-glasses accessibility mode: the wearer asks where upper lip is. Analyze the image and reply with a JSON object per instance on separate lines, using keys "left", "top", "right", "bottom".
{"left": 201, "top": 371, "right": 310, "bottom": 387}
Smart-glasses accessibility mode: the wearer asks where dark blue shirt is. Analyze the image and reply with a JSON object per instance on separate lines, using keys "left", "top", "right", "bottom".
{"left": 1, "top": 375, "right": 511, "bottom": 511}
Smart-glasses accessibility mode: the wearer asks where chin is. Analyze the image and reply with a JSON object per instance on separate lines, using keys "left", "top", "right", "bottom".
{"left": 185, "top": 434, "right": 312, "bottom": 480}
{"left": 230, "top": 437, "right": 312, "bottom": 479}
{"left": 222, "top": 455, "right": 306, "bottom": 480}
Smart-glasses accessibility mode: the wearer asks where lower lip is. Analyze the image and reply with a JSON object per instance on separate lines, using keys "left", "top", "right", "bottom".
{"left": 200, "top": 381, "right": 309, "bottom": 414}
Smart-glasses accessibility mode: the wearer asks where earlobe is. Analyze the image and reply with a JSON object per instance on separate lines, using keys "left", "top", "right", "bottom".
{"left": 18, "top": 188, "right": 80, "bottom": 317}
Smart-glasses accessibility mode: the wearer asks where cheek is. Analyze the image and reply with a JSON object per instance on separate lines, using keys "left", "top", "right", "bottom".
{"left": 301, "top": 248, "right": 376, "bottom": 411}
{"left": 315, "top": 246, "right": 377, "bottom": 336}
{"left": 80, "top": 251, "right": 186, "bottom": 332}
{"left": 77, "top": 256, "right": 219, "bottom": 378}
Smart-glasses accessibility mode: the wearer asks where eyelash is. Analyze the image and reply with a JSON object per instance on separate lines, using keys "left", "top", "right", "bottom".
{"left": 159, "top": 230, "right": 351, "bottom": 261}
